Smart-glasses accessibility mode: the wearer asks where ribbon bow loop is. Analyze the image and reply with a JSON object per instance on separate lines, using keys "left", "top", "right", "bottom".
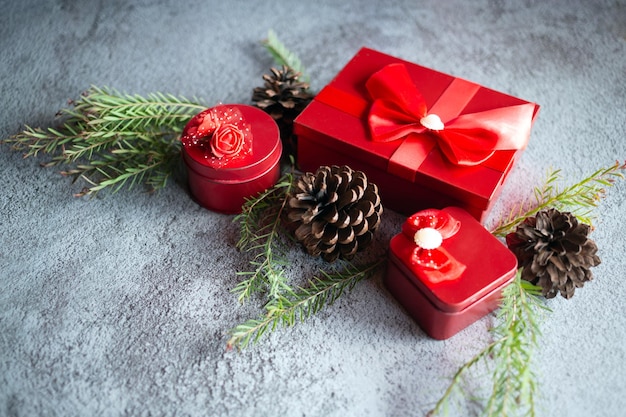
{"left": 366, "top": 63, "right": 428, "bottom": 143}
{"left": 366, "top": 63, "right": 534, "bottom": 167}
{"left": 402, "top": 209, "right": 466, "bottom": 284}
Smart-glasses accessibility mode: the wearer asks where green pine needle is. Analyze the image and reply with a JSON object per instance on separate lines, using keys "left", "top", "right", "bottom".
{"left": 491, "top": 160, "right": 626, "bottom": 237}
{"left": 483, "top": 277, "right": 547, "bottom": 417}
{"left": 263, "top": 29, "right": 311, "bottom": 84}
{"left": 428, "top": 273, "right": 548, "bottom": 417}
{"left": 76, "top": 86, "right": 205, "bottom": 132}
{"left": 3, "top": 86, "right": 206, "bottom": 195}
{"left": 227, "top": 259, "right": 385, "bottom": 350}
{"left": 232, "top": 170, "right": 297, "bottom": 302}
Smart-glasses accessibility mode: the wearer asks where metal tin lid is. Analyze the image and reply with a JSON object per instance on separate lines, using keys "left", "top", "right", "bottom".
{"left": 182, "top": 104, "right": 281, "bottom": 182}
{"left": 389, "top": 206, "right": 518, "bottom": 313}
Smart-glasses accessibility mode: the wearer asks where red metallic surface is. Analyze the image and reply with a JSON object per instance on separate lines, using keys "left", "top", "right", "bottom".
{"left": 384, "top": 207, "right": 518, "bottom": 340}
{"left": 182, "top": 105, "right": 282, "bottom": 214}
{"left": 294, "top": 48, "right": 539, "bottom": 222}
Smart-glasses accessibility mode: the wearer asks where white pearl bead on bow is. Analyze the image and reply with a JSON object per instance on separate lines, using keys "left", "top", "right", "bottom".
{"left": 413, "top": 227, "right": 443, "bottom": 250}
{"left": 419, "top": 113, "right": 444, "bottom": 131}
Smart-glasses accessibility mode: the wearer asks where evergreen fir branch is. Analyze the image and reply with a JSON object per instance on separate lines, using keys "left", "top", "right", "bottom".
{"left": 41, "top": 130, "right": 161, "bottom": 166}
{"left": 483, "top": 278, "right": 546, "bottom": 417}
{"left": 4, "top": 86, "right": 203, "bottom": 157}
{"left": 232, "top": 171, "right": 297, "bottom": 302}
{"left": 235, "top": 172, "right": 296, "bottom": 251}
{"left": 60, "top": 138, "right": 181, "bottom": 196}
{"left": 491, "top": 161, "right": 626, "bottom": 237}
{"left": 263, "top": 29, "right": 310, "bottom": 84}
{"left": 7, "top": 122, "right": 89, "bottom": 158}
{"left": 76, "top": 86, "right": 205, "bottom": 131}
{"left": 2, "top": 86, "right": 205, "bottom": 195}
{"left": 227, "top": 259, "right": 385, "bottom": 350}
{"left": 428, "top": 273, "right": 548, "bottom": 417}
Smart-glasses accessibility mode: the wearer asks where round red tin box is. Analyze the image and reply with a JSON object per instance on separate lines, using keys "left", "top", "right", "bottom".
{"left": 181, "top": 104, "right": 282, "bottom": 214}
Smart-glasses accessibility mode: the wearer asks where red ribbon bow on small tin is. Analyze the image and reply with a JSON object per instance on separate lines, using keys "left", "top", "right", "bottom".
{"left": 402, "top": 209, "right": 466, "bottom": 284}
{"left": 366, "top": 63, "right": 535, "bottom": 167}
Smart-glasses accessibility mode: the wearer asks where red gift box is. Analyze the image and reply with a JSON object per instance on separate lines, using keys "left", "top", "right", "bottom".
{"left": 182, "top": 104, "right": 282, "bottom": 214}
{"left": 294, "top": 48, "right": 540, "bottom": 222}
{"left": 384, "top": 207, "right": 517, "bottom": 340}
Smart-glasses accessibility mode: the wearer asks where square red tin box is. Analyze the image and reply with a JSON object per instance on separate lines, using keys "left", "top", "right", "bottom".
{"left": 294, "top": 48, "right": 540, "bottom": 222}
{"left": 384, "top": 207, "right": 518, "bottom": 340}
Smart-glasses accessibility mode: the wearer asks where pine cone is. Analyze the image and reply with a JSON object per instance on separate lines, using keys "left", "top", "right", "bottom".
{"left": 506, "top": 208, "right": 601, "bottom": 299}
{"left": 251, "top": 66, "right": 313, "bottom": 155}
{"left": 287, "top": 165, "right": 383, "bottom": 262}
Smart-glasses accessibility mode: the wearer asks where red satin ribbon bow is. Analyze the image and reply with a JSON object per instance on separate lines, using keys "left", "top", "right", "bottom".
{"left": 366, "top": 63, "right": 535, "bottom": 166}
{"left": 402, "top": 209, "right": 466, "bottom": 284}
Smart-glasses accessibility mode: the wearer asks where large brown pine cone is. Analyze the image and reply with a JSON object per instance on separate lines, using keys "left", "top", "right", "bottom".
{"left": 506, "top": 208, "right": 601, "bottom": 299}
{"left": 286, "top": 165, "right": 383, "bottom": 262}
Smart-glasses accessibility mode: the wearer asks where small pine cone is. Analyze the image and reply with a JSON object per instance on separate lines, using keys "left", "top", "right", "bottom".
{"left": 251, "top": 66, "right": 314, "bottom": 154}
{"left": 287, "top": 165, "right": 383, "bottom": 262}
{"left": 506, "top": 208, "right": 601, "bottom": 299}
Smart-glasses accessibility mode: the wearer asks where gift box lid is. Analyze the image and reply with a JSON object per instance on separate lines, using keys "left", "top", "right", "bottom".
{"left": 389, "top": 207, "right": 518, "bottom": 313}
{"left": 294, "top": 48, "right": 540, "bottom": 211}
{"left": 182, "top": 104, "right": 281, "bottom": 182}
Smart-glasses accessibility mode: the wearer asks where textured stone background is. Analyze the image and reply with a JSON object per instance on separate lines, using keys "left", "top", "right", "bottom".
{"left": 1, "top": 1, "right": 625, "bottom": 416}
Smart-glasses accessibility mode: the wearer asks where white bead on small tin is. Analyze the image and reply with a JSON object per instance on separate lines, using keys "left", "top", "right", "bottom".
{"left": 413, "top": 227, "right": 443, "bottom": 250}
{"left": 419, "top": 114, "right": 444, "bottom": 131}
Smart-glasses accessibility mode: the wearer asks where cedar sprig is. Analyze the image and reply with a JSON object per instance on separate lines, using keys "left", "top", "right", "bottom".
{"left": 263, "top": 29, "right": 311, "bottom": 84}
{"left": 3, "top": 86, "right": 206, "bottom": 195}
{"left": 428, "top": 273, "right": 547, "bottom": 417}
{"left": 227, "top": 259, "right": 385, "bottom": 350}
{"left": 491, "top": 161, "right": 625, "bottom": 237}
{"left": 233, "top": 170, "right": 297, "bottom": 301}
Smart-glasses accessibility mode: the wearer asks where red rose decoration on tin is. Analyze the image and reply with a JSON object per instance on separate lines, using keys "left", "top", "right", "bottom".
{"left": 210, "top": 124, "right": 245, "bottom": 158}
{"left": 181, "top": 105, "right": 252, "bottom": 167}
